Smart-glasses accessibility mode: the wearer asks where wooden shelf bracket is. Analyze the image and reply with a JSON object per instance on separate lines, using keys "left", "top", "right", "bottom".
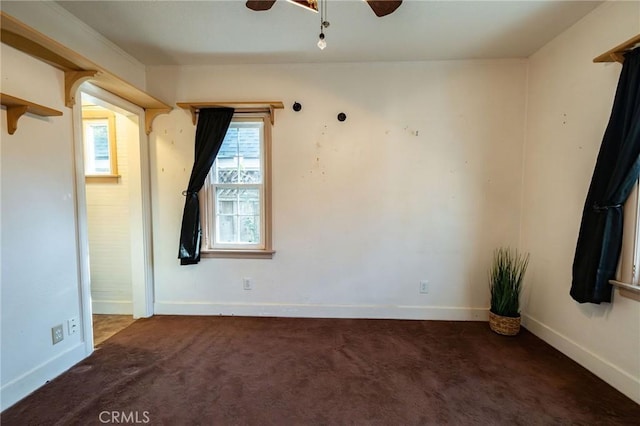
{"left": 5, "top": 105, "right": 28, "bottom": 135}
{"left": 1, "top": 92, "right": 63, "bottom": 135}
{"left": 145, "top": 108, "right": 173, "bottom": 135}
{"left": 65, "top": 70, "right": 99, "bottom": 107}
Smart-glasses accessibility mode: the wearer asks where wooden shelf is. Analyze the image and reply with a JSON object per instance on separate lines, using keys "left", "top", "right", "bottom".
{"left": 1, "top": 93, "right": 63, "bottom": 134}
{"left": 594, "top": 33, "right": 640, "bottom": 64}
{"left": 1, "top": 11, "right": 172, "bottom": 134}
{"left": 176, "top": 101, "right": 285, "bottom": 125}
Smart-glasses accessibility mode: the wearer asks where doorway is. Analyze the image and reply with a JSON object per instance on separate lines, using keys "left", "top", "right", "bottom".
{"left": 73, "top": 84, "right": 153, "bottom": 353}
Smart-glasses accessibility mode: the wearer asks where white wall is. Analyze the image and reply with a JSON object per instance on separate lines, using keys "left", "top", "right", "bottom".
{"left": 2, "top": 0, "right": 637, "bottom": 410}
{"left": 147, "top": 60, "right": 528, "bottom": 319}
{"left": 521, "top": 1, "right": 640, "bottom": 403}
{"left": 85, "top": 109, "right": 137, "bottom": 314}
{"left": 0, "top": 45, "right": 86, "bottom": 410}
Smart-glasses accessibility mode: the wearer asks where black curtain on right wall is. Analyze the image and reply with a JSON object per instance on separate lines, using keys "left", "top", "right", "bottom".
{"left": 571, "top": 48, "right": 640, "bottom": 304}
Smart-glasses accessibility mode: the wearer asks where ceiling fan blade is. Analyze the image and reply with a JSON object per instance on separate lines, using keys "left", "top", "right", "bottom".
{"left": 288, "top": 0, "right": 318, "bottom": 13}
{"left": 366, "top": 0, "right": 402, "bottom": 17}
{"left": 246, "top": 0, "right": 277, "bottom": 11}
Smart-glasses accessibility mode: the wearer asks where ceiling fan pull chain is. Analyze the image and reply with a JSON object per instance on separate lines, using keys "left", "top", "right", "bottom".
{"left": 317, "top": 0, "right": 329, "bottom": 50}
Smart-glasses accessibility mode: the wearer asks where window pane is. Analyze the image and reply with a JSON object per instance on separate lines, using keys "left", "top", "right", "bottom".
{"left": 214, "top": 123, "right": 262, "bottom": 184}
{"left": 217, "top": 188, "right": 237, "bottom": 213}
{"left": 214, "top": 187, "right": 261, "bottom": 244}
{"left": 238, "top": 126, "right": 262, "bottom": 183}
{"left": 239, "top": 215, "right": 260, "bottom": 243}
{"left": 216, "top": 127, "right": 239, "bottom": 183}
{"left": 91, "top": 124, "right": 109, "bottom": 160}
{"left": 218, "top": 200, "right": 236, "bottom": 215}
{"left": 216, "top": 159, "right": 239, "bottom": 184}
{"left": 240, "top": 169, "right": 261, "bottom": 183}
{"left": 217, "top": 215, "right": 237, "bottom": 243}
{"left": 217, "top": 187, "right": 236, "bottom": 200}
{"left": 239, "top": 189, "right": 260, "bottom": 215}
{"left": 219, "top": 127, "right": 239, "bottom": 157}
{"left": 237, "top": 127, "right": 260, "bottom": 159}
{"left": 84, "top": 120, "right": 112, "bottom": 175}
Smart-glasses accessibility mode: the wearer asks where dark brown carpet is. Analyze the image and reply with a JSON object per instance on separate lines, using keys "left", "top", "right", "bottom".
{"left": 2, "top": 316, "right": 639, "bottom": 425}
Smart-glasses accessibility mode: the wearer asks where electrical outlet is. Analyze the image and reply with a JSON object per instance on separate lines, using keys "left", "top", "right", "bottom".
{"left": 67, "top": 317, "right": 79, "bottom": 335}
{"left": 52, "top": 325, "right": 64, "bottom": 345}
{"left": 420, "top": 280, "right": 429, "bottom": 294}
{"left": 243, "top": 278, "right": 253, "bottom": 290}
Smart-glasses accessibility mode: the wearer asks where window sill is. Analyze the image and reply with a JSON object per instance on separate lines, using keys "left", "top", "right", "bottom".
{"left": 609, "top": 280, "right": 640, "bottom": 302}
{"left": 86, "top": 174, "right": 120, "bottom": 183}
{"left": 201, "top": 250, "right": 275, "bottom": 259}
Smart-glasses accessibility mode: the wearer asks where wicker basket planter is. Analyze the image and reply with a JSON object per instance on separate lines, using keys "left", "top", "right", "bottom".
{"left": 489, "top": 248, "right": 528, "bottom": 337}
{"left": 489, "top": 311, "right": 521, "bottom": 336}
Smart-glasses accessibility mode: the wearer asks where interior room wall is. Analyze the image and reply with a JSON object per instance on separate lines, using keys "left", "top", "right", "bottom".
{"left": 2, "top": 0, "right": 637, "bottom": 411}
{"left": 85, "top": 108, "right": 136, "bottom": 314}
{"left": 146, "top": 59, "right": 528, "bottom": 319}
{"left": 0, "top": 2, "right": 152, "bottom": 406}
{"left": 0, "top": 44, "right": 85, "bottom": 410}
{"left": 521, "top": 0, "right": 640, "bottom": 403}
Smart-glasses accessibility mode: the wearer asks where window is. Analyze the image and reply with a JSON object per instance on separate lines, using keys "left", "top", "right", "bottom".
{"left": 201, "top": 113, "right": 273, "bottom": 258}
{"left": 82, "top": 109, "right": 118, "bottom": 182}
{"left": 612, "top": 179, "right": 640, "bottom": 301}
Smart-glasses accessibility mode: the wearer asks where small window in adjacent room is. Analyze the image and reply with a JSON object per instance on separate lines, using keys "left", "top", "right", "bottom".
{"left": 201, "top": 113, "right": 273, "bottom": 259}
{"left": 612, "top": 179, "right": 640, "bottom": 301}
{"left": 82, "top": 108, "right": 118, "bottom": 182}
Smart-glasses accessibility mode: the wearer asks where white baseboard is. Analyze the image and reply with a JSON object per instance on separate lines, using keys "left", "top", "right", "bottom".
{"left": 154, "top": 302, "right": 489, "bottom": 321}
{"left": 522, "top": 314, "right": 640, "bottom": 404}
{"left": 0, "top": 343, "right": 86, "bottom": 411}
{"left": 92, "top": 300, "right": 133, "bottom": 315}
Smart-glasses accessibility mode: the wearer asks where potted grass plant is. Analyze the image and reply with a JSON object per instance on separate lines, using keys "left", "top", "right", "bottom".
{"left": 489, "top": 247, "right": 530, "bottom": 336}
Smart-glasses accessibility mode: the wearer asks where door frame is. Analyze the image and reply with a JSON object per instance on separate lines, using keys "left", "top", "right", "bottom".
{"left": 72, "top": 83, "right": 154, "bottom": 355}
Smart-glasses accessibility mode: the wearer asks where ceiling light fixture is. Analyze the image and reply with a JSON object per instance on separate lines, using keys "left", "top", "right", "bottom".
{"left": 317, "top": 0, "right": 329, "bottom": 50}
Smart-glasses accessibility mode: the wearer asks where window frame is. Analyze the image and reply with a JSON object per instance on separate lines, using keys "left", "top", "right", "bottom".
{"left": 200, "top": 112, "right": 274, "bottom": 259}
{"left": 611, "top": 179, "right": 640, "bottom": 301}
{"left": 82, "top": 108, "right": 119, "bottom": 183}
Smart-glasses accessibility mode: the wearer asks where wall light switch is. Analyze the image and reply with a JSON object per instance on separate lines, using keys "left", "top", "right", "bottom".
{"left": 67, "top": 317, "right": 79, "bottom": 335}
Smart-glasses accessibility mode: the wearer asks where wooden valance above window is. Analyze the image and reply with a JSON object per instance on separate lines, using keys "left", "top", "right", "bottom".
{"left": 176, "top": 101, "right": 284, "bottom": 125}
{"left": 593, "top": 33, "right": 640, "bottom": 64}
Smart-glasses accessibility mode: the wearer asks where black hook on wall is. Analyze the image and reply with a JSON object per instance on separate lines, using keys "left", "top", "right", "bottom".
{"left": 337, "top": 112, "right": 347, "bottom": 122}
{"left": 292, "top": 102, "right": 302, "bottom": 112}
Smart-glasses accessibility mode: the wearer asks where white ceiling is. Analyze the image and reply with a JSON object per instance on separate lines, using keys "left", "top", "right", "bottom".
{"left": 54, "top": 0, "right": 603, "bottom": 66}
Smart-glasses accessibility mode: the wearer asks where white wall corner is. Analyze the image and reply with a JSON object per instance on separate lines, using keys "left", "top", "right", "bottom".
{"left": 517, "top": 63, "right": 531, "bottom": 253}
{"left": 522, "top": 314, "right": 640, "bottom": 404}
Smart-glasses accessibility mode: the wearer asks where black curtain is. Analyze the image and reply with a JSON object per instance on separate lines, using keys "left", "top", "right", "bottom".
{"left": 178, "top": 107, "right": 234, "bottom": 265}
{"left": 571, "top": 48, "right": 640, "bottom": 303}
